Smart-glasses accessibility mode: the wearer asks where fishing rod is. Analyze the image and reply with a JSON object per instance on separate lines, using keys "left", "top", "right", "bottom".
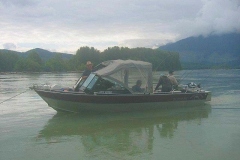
{"left": 178, "top": 69, "right": 195, "bottom": 84}
{"left": 153, "top": 52, "right": 176, "bottom": 72}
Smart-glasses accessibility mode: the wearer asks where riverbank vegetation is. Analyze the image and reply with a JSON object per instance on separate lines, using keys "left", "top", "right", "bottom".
{"left": 0, "top": 46, "right": 181, "bottom": 72}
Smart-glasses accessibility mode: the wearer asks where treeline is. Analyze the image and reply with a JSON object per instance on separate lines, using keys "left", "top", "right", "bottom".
{"left": 0, "top": 46, "right": 181, "bottom": 72}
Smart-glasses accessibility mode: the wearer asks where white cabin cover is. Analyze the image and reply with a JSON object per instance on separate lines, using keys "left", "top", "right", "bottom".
{"left": 95, "top": 60, "right": 153, "bottom": 92}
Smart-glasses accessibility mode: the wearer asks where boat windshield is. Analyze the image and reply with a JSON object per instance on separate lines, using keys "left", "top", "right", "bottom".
{"left": 79, "top": 74, "right": 96, "bottom": 91}
{"left": 79, "top": 73, "right": 131, "bottom": 94}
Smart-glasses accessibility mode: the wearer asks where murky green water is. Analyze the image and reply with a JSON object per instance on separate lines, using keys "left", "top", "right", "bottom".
{"left": 0, "top": 70, "right": 240, "bottom": 160}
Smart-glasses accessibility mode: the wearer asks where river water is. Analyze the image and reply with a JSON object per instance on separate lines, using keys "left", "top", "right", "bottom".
{"left": 0, "top": 70, "right": 240, "bottom": 160}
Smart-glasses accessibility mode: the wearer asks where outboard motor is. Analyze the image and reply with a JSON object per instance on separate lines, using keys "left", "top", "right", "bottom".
{"left": 180, "top": 82, "right": 202, "bottom": 93}
{"left": 187, "top": 82, "right": 197, "bottom": 88}
{"left": 197, "top": 83, "right": 201, "bottom": 88}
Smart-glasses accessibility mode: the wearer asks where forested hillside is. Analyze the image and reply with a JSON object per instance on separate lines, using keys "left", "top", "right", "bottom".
{"left": 160, "top": 33, "right": 240, "bottom": 69}
{"left": 0, "top": 47, "right": 181, "bottom": 72}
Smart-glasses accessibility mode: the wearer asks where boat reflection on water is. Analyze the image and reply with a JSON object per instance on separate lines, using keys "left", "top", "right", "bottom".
{"left": 38, "top": 105, "right": 211, "bottom": 156}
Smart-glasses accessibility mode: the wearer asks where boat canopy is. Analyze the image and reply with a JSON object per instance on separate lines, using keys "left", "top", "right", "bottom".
{"left": 95, "top": 60, "right": 152, "bottom": 76}
{"left": 94, "top": 60, "right": 153, "bottom": 92}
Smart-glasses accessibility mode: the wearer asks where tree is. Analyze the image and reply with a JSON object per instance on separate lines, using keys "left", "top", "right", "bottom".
{"left": 69, "top": 46, "right": 182, "bottom": 71}
{"left": 1, "top": 46, "right": 182, "bottom": 72}
{"left": 74, "top": 46, "right": 101, "bottom": 70}
{"left": 27, "top": 51, "right": 43, "bottom": 66}
{"left": 14, "top": 58, "right": 41, "bottom": 72}
{"left": 45, "top": 54, "right": 69, "bottom": 72}
{"left": 0, "top": 51, "right": 19, "bottom": 72}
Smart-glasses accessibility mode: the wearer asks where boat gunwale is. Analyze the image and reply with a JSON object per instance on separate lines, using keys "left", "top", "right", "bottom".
{"left": 33, "top": 88, "right": 210, "bottom": 97}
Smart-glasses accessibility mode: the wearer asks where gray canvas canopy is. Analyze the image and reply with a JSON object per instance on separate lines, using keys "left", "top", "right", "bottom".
{"left": 94, "top": 60, "right": 153, "bottom": 92}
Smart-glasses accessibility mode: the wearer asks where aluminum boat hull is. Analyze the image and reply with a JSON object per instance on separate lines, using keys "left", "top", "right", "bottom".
{"left": 34, "top": 89, "right": 211, "bottom": 113}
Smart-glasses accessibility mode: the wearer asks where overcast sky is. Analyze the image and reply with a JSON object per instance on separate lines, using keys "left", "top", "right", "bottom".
{"left": 0, "top": 0, "right": 239, "bottom": 54}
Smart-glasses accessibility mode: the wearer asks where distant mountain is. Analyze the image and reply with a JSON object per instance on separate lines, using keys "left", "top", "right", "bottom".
{"left": 0, "top": 48, "right": 73, "bottom": 61}
{"left": 23, "top": 48, "right": 73, "bottom": 61}
{"left": 159, "top": 33, "right": 240, "bottom": 69}
{"left": 0, "top": 49, "right": 21, "bottom": 54}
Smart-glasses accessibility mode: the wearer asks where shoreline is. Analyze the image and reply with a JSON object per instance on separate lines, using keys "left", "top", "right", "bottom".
{"left": 0, "top": 71, "right": 83, "bottom": 75}
{"left": 1, "top": 68, "right": 239, "bottom": 75}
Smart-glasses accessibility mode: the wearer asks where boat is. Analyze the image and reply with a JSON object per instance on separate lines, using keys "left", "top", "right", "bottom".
{"left": 31, "top": 59, "right": 211, "bottom": 113}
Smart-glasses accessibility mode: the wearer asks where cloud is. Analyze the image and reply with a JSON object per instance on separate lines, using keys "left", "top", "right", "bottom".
{"left": 173, "top": 0, "right": 240, "bottom": 38}
{"left": 3, "top": 43, "right": 17, "bottom": 50}
{"left": 0, "top": 0, "right": 239, "bottom": 53}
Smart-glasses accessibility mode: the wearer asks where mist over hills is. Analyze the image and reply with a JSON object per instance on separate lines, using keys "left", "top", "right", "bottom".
{"left": 160, "top": 33, "right": 240, "bottom": 69}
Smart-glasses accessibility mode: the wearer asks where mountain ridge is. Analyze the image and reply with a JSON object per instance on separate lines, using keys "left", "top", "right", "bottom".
{"left": 0, "top": 48, "right": 73, "bottom": 61}
{"left": 159, "top": 33, "right": 240, "bottom": 68}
